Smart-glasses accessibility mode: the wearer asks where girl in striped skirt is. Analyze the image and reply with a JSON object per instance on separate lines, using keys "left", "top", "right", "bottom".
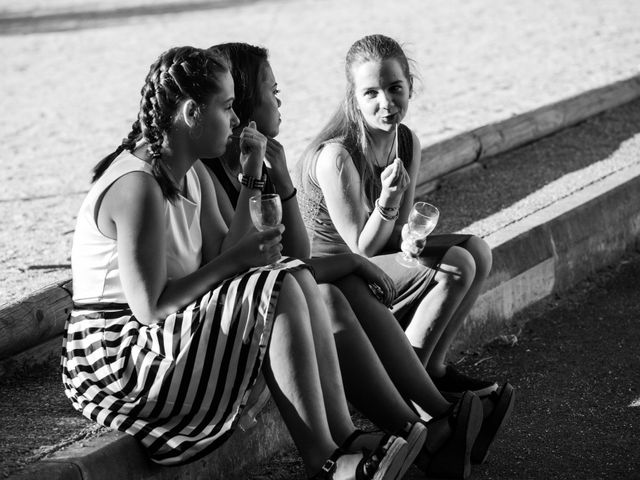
{"left": 61, "top": 46, "right": 412, "bottom": 479}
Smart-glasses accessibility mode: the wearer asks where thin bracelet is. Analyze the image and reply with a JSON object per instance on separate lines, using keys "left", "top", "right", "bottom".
{"left": 375, "top": 200, "right": 399, "bottom": 221}
{"left": 375, "top": 198, "right": 399, "bottom": 214}
{"left": 281, "top": 187, "right": 297, "bottom": 202}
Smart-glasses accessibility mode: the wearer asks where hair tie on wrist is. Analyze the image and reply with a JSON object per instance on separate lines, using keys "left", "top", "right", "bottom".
{"left": 281, "top": 187, "right": 297, "bottom": 202}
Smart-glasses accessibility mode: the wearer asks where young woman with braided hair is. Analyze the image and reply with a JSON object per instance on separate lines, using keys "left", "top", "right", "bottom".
{"left": 61, "top": 46, "right": 417, "bottom": 479}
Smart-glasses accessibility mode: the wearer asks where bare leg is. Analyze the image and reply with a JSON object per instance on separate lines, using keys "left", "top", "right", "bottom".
{"left": 288, "top": 270, "right": 358, "bottom": 446}
{"left": 317, "top": 282, "right": 421, "bottom": 434}
{"left": 332, "top": 275, "right": 451, "bottom": 417}
{"left": 429, "top": 236, "right": 492, "bottom": 373}
{"left": 403, "top": 246, "right": 475, "bottom": 377}
{"left": 262, "top": 274, "right": 337, "bottom": 474}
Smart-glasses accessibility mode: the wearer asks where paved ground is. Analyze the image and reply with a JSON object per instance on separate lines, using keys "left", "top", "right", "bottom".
{"left": 244, "top": 249, "right": 640, "bottom": 480}
{"left": 2, "top": 90, "right": 639, "bottom": 480}
{"left": 2, "top": 0, "right": 640, "bottom": 303}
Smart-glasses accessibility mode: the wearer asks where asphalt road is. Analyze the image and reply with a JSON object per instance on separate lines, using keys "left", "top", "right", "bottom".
{"left": 243, "top": 250, "right": 640, "bottom": 480}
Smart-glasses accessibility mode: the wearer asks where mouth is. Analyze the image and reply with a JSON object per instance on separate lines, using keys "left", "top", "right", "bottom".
{"left": 381, "top": 113, "right": 398, "bottom": 123}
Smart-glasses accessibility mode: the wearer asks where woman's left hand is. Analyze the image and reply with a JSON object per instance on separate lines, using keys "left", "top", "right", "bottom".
{"left": 354, "top": 256, "right": 396, "bottom": 307}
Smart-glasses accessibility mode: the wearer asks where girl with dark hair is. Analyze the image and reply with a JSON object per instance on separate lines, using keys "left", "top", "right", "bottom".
{"left": 61, "top": 46, "right": 415, "bottom": 480}
{"left": 294, "top": 34, "right": 516, "bottom": 475}
{"left": 202, "top": 42, "right": 507, "bottom": 480}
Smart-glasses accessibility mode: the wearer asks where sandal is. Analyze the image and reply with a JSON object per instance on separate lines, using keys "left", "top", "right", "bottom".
{"left": 395, "top": 422, "right": 428, "bottom": 479}
{"left": 471, "top": 382, "right": 515, "bottom": 464}
{"left": 309, "top": 448, "right": 375, "bottom": 479}
{"left": 415, "top": 391, "right": 483, "bottom": 480}
{"left": 310, "top": 437, "right": 407, "bottom": 480}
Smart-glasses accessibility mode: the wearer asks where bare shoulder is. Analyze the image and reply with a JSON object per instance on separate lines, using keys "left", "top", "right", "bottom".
{"left": 103, "top": 170, "right": 163, "bottom": 220}
{"left": 316, "top": 143, "right": 356, "bottom": 178}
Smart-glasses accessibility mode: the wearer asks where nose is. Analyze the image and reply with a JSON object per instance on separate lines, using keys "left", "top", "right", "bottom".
{"left": 380, "top": 92, "right": 393, "bottom": 111}
{"left": 230, "top": 108, "right": 240, "bottom": 128}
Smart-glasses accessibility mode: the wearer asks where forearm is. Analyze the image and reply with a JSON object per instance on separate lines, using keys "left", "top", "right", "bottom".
{"left": 304, "top": 254, "right": 360, "bottom": 283}
{"left": 134, "top": 249, "right": 248, "bottom": 324}
{"left": 280, "top": 195, "right": 310, "bottom": 258}
{"left": 220, "top": 184, "right": 261, "bottom": 252}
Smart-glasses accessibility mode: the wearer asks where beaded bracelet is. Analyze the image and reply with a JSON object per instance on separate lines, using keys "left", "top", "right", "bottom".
{"left": 281, "top": 187, "right": 297, "bottom": 202}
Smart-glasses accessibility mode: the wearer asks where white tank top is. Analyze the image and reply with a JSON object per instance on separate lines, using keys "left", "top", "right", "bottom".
{"left": 72, "top": 153, "right": 202, "bottom": 304}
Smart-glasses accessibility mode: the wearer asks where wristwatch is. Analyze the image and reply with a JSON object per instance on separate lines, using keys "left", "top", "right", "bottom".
{"left": 237, "top": 172, "right": 266, "bottom": 190}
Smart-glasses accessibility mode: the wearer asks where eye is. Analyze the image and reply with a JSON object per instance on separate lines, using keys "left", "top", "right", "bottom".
{"left": 390, "top": 85, "right": 403, "bottom": 94}
{"left": 364, "top": 89, "right": 377, "bottom": 98}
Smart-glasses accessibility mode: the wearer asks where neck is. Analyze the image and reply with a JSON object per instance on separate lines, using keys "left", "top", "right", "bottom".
{"left": 367, "top": 128, "right": 396, "bottom": 166}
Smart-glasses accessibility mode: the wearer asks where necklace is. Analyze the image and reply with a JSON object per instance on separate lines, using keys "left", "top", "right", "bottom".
{"left": 371, "top": 126, "right": 398, "bottom": 169}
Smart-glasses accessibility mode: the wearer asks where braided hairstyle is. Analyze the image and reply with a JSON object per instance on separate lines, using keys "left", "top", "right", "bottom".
{"left": 92, "top": 46, "right": 230, "bottom": 199}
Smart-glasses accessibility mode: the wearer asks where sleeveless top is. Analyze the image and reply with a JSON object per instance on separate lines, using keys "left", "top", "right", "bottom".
{"left": 295, "top": 123, "right": 413, "bottom": 256}
{"left": 72, "top": 153, "right": 202, "bottom": 304}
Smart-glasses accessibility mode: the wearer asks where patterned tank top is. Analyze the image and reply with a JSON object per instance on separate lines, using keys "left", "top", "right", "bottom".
{"left": 294, "top": 124, "right": 413, "bottom": 256}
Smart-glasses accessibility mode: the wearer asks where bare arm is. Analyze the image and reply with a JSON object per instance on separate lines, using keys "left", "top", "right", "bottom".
{"left": 315, "top": 143, "right": 409, "bottom": 257}
{"left": 387, "top": 130, "right": 422, "bottom": 249}
{"left": 103, "top": 170, "right": 283, "bottom": 325}
{"left": 265, "top": 137, "right": 310, "bottom": 258}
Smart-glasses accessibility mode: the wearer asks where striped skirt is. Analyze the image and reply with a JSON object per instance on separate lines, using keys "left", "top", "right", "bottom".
{"left": 61, "top": 258, "right": 308, "bottom": 465}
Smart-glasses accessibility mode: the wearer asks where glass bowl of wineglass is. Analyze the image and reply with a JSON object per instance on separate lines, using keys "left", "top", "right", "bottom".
{"left": 397, "top": 201, "right": 440, "bottom": 267}
{"left": 249, "top": 193, "right": 286, "bottom": 270}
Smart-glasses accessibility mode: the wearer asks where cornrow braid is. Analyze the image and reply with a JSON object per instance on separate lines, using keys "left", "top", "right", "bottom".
{"left": 91, "top": 46, "right": 229, "bottom": 200}
{"left": 91, "top": 120, "right": 142, "bottom": 183}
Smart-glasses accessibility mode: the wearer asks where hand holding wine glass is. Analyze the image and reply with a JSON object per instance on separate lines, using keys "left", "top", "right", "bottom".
{"left": 249, "top": 193, "right": 286, "bottom": 269}
{"left": 397, "top": 201, "right": 440, "bottom": 267}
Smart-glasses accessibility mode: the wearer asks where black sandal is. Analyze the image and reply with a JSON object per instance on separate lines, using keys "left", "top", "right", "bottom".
{"left": 415, "top": 391, "right": 483, "bottom": 480}
{"left": 309, "top": 447, "right": 377, "bottom": 480}
{"left": 471, "top": 382, "right": 515, "bottom": 464}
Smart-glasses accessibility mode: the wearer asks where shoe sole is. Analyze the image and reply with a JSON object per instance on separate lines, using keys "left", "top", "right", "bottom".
{"left": 471, "top": 383, "right": 515, "bottom": 464}
{"left": 394, "top": 422, "right": 428, "bottom": 479}
{"left": 373, "top": 436, "right": 408, "bottom": 480}
{"left": 425, "top": 392, "right": 483, "bottom": 480}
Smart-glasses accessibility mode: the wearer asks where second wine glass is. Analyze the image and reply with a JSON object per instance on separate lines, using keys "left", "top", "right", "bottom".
{"left": 397, "top": 201, "right": 440, "bottom": 267}
{"left": 249, "top": 193, "right": 286, "bottom": 270}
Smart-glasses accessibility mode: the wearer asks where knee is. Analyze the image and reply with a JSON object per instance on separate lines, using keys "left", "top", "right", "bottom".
{"left": 318, "top": 283, "right": 358, "bottom": 332}
{"left": 464, "top": 236, "right": 492, "bottom": 279}
{"left": 439, "top": 246, "right": 475, "bottom": 291}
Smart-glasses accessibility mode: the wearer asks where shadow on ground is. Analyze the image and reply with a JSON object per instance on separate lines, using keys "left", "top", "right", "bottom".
{"left": 428, "top": 98, "right": 640, "bottom": 235}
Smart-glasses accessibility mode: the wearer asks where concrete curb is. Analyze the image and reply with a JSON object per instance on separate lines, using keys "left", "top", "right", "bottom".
{"left": 4, "top": 79, "right": 640, "bottom": 478}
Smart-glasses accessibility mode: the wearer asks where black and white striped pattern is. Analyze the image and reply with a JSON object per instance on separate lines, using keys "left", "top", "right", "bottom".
{"left": 62, "top": 258, "right": 308, "bottom": 465}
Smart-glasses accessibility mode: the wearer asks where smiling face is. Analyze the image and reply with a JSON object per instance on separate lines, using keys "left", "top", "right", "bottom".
{"left": 198, "top": 70, "right": 240, "bottom": 158}
{"left": 352, "top": 58, "right": 411, "bottom": 135}
{"left": 251, "top": 62, "right": 282, "bottom": 138}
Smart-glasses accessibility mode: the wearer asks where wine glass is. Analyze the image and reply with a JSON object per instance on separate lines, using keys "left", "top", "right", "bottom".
{"left": 397, "top": 202, "right": 440, "bottom": 267}
{"left": 249, "top": 193, "right": 286, "bottom": 270}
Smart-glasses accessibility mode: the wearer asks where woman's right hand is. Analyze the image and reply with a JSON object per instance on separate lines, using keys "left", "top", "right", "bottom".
{"left": 380, "top": 157, "right": 410, "bottom": 204}
{"left": 230, "top": 224, "right": 284, "bottom": 270}
{"left": 239, "top": 121, "right": 267, "bottom": 177}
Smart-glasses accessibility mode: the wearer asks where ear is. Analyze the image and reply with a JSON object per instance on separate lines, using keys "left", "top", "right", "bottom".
{"left": 408, "top": 75, "right": 414, "bottom": 98}
{"left": 180, "top": 99, "right": 200, "bottom": 128}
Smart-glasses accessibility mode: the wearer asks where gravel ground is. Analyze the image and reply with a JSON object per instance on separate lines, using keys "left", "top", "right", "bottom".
{"left": 1, "top": 92, "right": 639, "bottom": 479}
{"left": 2, "top": 0, "right": 640, "bottom": 304}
